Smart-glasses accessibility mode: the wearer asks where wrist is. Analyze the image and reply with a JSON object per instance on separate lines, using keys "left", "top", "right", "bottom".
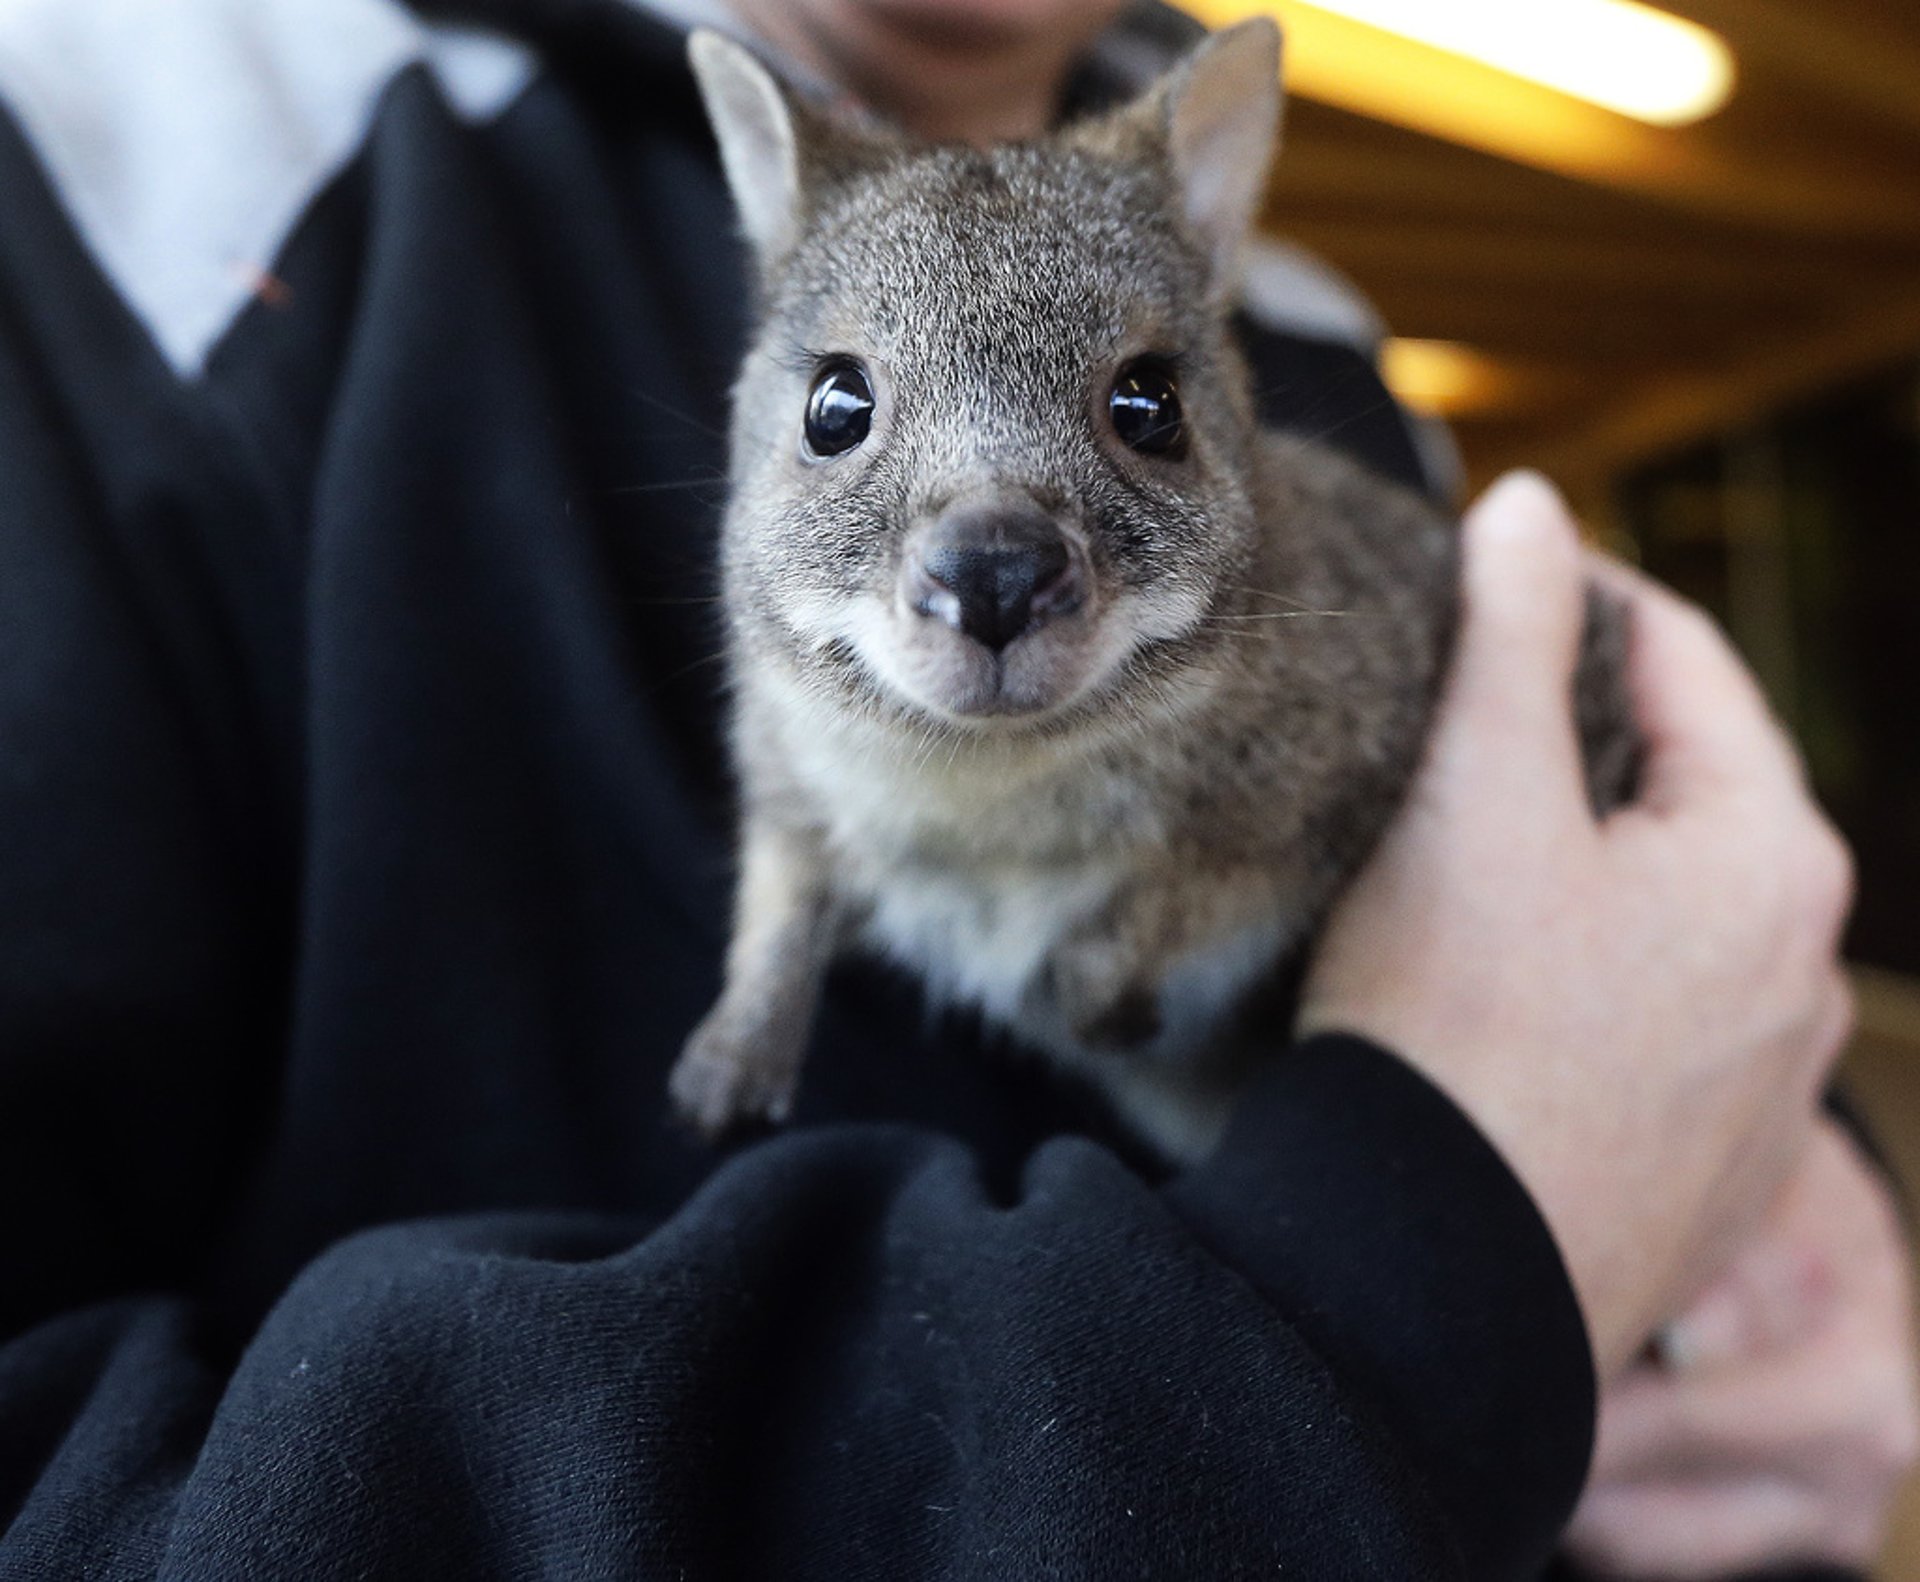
{"left": 1167, "top": 1031, "right": 1597, "bottom": 1577}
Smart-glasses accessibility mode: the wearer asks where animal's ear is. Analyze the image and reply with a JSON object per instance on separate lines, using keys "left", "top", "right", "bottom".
{"left": 1099, "top": 20, "right": 1283, "bottom": 287}
{"left": 689, "top": 29, "right": 806, "bottom": 261}
{"left": 1170, "top": 21, "right": 1282, "bottom": 270}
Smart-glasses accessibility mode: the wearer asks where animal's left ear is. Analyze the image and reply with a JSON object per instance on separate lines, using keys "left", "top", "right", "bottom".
{"left": 1111, "top": 20, "right": 1283, "bottom": 287}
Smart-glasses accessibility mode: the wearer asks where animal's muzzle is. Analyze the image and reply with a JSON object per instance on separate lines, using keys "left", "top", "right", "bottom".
{"left": 908, "top": 504, "right": 1084, "bottom": 654}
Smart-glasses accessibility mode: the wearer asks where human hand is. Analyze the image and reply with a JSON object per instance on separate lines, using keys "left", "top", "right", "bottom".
{"left": 1564, "top": 1116, "right": 1919, "bottom": 1577}
{"left": 1298, "top": 471, "right": 1855, "bottom": 1378}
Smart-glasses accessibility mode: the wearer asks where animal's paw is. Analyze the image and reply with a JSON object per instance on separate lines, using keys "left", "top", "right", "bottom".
{"left": 669, "top": 1014, "right": 800, "bottom": 1141}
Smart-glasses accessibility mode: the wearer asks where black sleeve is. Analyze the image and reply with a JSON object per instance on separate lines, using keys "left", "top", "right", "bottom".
{"left": 3, "top": 1040, "right": 1592, "bottom": 1580}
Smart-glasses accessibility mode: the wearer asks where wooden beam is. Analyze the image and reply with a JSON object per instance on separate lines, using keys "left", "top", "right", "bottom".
{"left": 1472, "top": 284, "right": 1920, "bottom": 491}
{"left": 1675, "top": 0, "right": 1920, "bottom": 143}
{"left": 1344, "top": 287, "right": 1783, "bottom": 363}
{"left": 1273, "top": 111, "right": 1724, "bottom": 234}
{"left": 1274, "top": 214, "right": 1917, "bottom": 301}
{"left": 1179, "top": 1, "right": 1920, "bottom": 236}
{"left": 1855, "top": 965, "right": 1920, "bottom": 1051}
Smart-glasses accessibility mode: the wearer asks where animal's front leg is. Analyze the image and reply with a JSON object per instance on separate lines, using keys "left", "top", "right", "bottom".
{"left": 671, "top": 819, "right": 835, "bottom": 1138}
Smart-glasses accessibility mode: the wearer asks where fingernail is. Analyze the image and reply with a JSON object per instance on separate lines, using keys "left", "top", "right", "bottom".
{"left": 1471, "top": 471, "right": 1569, "bottom": 538}
{"left": 1654, "top": 1287, "right": 1750, "bottom": 1371}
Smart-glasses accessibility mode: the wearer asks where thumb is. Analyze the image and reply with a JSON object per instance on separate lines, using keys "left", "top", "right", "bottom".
{"left": 1429, "top": 471, "right": 1590, "bottom": 812}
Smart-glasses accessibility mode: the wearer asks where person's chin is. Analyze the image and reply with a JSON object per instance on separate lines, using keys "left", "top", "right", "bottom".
{"left": 846, "top": 0, "right": 1121, "bottom": 50}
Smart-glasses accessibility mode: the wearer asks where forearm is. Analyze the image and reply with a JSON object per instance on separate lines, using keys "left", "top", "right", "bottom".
{"left": 2, "top": 1048, "right": 1595, "bottom": 1580}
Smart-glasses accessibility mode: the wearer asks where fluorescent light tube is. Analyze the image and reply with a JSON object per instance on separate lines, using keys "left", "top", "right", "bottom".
{"left": 1285, "top": 0, "right": 1735, "bottom": 125}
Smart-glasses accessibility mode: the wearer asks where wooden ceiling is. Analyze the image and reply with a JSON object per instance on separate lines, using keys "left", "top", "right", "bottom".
{"left": 1241, "top": 0, "right": 1920, "bottom": 504}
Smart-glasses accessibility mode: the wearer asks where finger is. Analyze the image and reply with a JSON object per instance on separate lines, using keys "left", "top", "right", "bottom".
{"left": 1595, "top": 1321, "right": 1883, "bottom": 1483}
{"left": 1434, "top": 472, "right": 1589, "bottom": 811}
{"left": 1568, "top": 1476, "right": 1867, "bottom": 1579}
{"left": 1654, "top": 1236, "right": 1834, "bottom": 1374}
{"left": 1653, "top": 1134, "right": 1845, "bottom": 1374}
{"left": 1583, "top": 554, "right": 1803, "bottom": 815}
{"left": 1808, "top": 968, "right": 1857, "bottom": 1088}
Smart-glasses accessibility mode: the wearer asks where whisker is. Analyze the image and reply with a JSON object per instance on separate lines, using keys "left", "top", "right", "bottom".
{"left": 629, "top": 386, "right": 728, "bottom": 441}
{"left": 659, "top": 650, "right": 732, "bottom": 686}
{"left": 602, "top": 475, "right": 729, "bottom": 497}
{"left": 1285, "top": 394, "right": 1401, "bottom": 450}
{"left": 1218, "top": 584, "right": 1332, "bottom": 611}
{"left": 626, "top": 592, "right": 726, "bottom": 607}
{"left": 1203, "top": 609, "right": 1369, "bottom": 622}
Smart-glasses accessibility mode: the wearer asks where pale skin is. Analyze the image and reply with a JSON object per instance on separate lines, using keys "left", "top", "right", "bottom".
{"left": 720, "top": 0, "right": 1920, "bottom": 1566}
{"left": 1567, "top": 1116, "right": 1920, "bottom": 1575}
{"left": 1301, "top": 474, "right": 1919, "bottom": 1570}
{"left": 1300, "top": 471, "right": 1861, "bottom": 1379}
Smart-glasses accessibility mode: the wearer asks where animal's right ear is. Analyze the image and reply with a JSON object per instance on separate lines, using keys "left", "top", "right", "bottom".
{"left": 1163, "top": 21, "right": 1283, "bottom": 283}
{"left": 689, "top": 30, "right": 804, "bottom": 261}
{"left": 1072, "top": 21, "right": 1282, "bottom": 295}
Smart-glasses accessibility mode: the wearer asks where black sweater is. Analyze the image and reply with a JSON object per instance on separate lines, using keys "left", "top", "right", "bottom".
{"left": 0, "top": 1, "right": 1593, "bottom": 1576}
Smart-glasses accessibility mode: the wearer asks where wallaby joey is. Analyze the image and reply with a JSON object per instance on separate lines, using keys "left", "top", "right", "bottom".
{"left": 671, "top": 21, "right": 1638, "bottom": 1160}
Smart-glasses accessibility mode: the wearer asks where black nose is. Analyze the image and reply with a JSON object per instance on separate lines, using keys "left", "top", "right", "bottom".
{"left": 913, "top": 508, "right": 1079, "bottom": 653}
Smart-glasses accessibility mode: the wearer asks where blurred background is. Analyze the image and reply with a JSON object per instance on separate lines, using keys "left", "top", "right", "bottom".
{"left": 1171, "top": 0, "right": 1920, "bottom": 1570}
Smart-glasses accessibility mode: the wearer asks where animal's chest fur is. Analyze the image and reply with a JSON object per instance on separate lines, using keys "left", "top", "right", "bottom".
{"left": 854, "top": 852, "right": 1125, "bottom": 1023}
{"left": 805, "top": 736, "right": 1149, "bottom": 1009}
{"left": 768, "top": 696, "right": 1289, "bottom": 1055}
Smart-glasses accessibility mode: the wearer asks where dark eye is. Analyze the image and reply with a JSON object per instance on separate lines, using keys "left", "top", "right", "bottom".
{"left": 1109, "top": 359, "right": 1187, "bottom": 458}
{"left": 804, "top": 360, "right": 875, "bottom": 458}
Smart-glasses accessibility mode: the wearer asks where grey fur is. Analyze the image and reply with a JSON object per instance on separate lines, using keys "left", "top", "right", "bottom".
{"left": 672, "top": 22, "right": 1637, "bottom": 1158}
